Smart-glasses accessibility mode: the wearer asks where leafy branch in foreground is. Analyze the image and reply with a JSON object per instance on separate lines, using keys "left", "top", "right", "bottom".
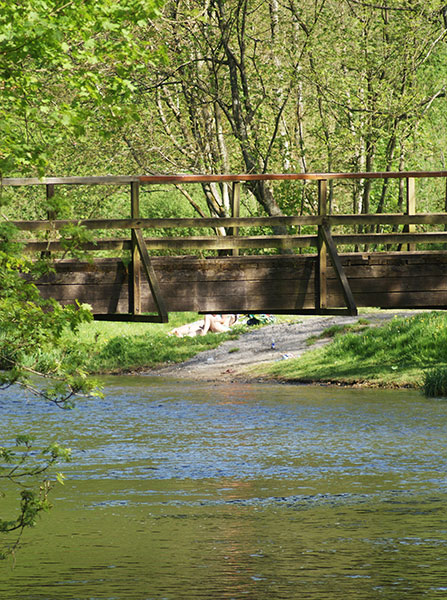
{"left": 0, "top": 245, "right": 100, "bottom": 408}
{"left": 0, "top": 437, "right": 71, "bottom": 561}
{"left": 0, "top": 228, "right": 101, "bottom": 561}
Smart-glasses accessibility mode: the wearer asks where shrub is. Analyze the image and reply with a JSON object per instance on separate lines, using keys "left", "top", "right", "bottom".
{"left": 423, "top": 366, "right": 447, "bottom": 397}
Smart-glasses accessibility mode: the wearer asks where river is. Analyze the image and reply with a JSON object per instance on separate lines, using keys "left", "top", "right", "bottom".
{"left": 1, "top": 377, "right": 447, "bottom": 599}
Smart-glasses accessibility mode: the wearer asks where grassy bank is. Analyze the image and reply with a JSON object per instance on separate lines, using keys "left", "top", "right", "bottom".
{"left": 49, "top": 313, "right": 246, "bottom": 374}
{"left": 257, "top": 311, "right": 447, "bottom": 391}
{"left": 28, "top": 310, "right": 447, "bottom": 394}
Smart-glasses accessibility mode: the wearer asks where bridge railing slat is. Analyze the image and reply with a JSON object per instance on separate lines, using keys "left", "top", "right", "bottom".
{"left": 11, "top": 213, "right": 447, "bottom": 233}
{"left": 20, "top": 232, "right": 447, "bottom": 254}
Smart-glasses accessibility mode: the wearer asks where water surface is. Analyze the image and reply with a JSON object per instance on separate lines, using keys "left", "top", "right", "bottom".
{"left": 1, "top": 378, "right": 447, "bottom": 599}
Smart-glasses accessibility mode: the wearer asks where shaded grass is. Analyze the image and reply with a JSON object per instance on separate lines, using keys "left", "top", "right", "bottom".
{"left": 260, "top": 311, "right": 447, "bottom": 389}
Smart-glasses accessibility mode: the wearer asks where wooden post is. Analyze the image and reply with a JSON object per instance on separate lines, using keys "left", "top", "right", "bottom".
{"left": 231, "top": 182, "right": 240, "bottom": 256}
{"left": 46, "top": 184, "right": 55, "bottom": 219}
{"left": 129, "top": 181, "right": 141, "bottom": 315}
{"left": 406, "top": 177, "right": 416, "bottom": 251}
{"left": 41, "top": 184, "right": 56, "bottom": 258}
{"left": 316, "top": 179, "right": 328, "bottom": 311}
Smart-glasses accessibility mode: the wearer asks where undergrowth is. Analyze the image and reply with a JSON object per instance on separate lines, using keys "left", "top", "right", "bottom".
{"left": 423, "top": 366, "right": 447, "bottom": 397}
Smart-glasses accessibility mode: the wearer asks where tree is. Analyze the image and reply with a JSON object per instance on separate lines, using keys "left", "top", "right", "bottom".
{"left": 0, "top": 0, "right": 162, "bottom": 176}
{"left": 288, "top": 0, "right": 447, "bottom": 213}
{"left": 114, "top": 0, "right": 447, "bottom": 219}
{"left": 121, "top": 0, "right": 307, "bottom": 218}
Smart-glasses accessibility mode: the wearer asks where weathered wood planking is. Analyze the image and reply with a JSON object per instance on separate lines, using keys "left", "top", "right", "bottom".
{"left": 29, "top": 252, "right": 447, "bottom": 315}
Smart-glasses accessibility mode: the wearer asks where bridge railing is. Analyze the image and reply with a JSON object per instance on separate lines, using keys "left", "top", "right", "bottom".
{"left": 4, "top": 171, "right": 447, "bottom": 319}
{"left": 4, "top": 171, "right": 447, "bottom": 255}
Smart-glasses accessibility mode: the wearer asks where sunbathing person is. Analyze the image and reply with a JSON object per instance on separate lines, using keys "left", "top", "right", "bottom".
{"left": 169, "top": 314, "right": 237, "bottom": 337}
{"left": 168, "top": 319, "right": 205, "bottom": 337}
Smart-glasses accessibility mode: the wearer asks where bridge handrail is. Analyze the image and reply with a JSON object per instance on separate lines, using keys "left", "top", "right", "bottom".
{"left": 5, "top": 170, "right": 447, "bottom": 256}
{"left": 19, "top": 232, "right": 447, "bottom": 254}
{"left": 6, "top": 170, "right": 447, "bottom": 319}
{"left": 3, "top": 170, "right": 447, "bottom": 186}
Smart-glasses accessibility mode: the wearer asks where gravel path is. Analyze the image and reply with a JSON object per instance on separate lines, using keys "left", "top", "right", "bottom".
{"left": 153, "top": 310, "right": 423, "bottom": 382}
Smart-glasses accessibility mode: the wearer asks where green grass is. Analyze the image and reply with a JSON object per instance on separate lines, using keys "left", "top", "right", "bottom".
{"left": 25, "top": 313, "right": 303, "bottom": 375}
{"left": 33, "top": 313, "right": 245, "bottom": 374}
{"left": 423, "top": 366, "right": 447, "bottom": 397}
{"left": 306, "top": 319, "right": 370, "bottom": 346}
{"left": 258, "top": 311, "right": 447, "bottom": 390}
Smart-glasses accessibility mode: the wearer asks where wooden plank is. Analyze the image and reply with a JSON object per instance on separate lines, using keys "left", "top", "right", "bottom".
{"left": 346, "top": 276, "right": 447, "bottom": 293}
{"left": 332, "top": 232, "right": 447, "bottom": 245}
{"left": 36, "top": 263, "right": 447, "bottom": 291}
{"left": 22, "top": 235, "right": 319, "bottom": 253}
{"left": 321, "top": 224, "right": 357, "bottom": 315}
{"left": 3, "top": 176, "right": 139, "bottom": 186}
{"left": 138, "top": 171, "right": 447, "bottom": 184}
{"left": 36, "top": 279, "right": 447, "bottom": 313}
{"left": 94, "top": 314, "right": 167, "bottom": 323}
{"left": 12, "top": 215, "right": 322, "bottom": 231}
{"left": 29, "top": 251, "right": 447, "bottom": 316}
{"left": 340, "top": 265, "right": 447, "bottom": 280}
{"left": 19, "top": 231, "right": 447, "bottom": 255}
{"left": 24, "top": 240, "right": 131, "bottom": 253}
{"left": 231, "top": 182, "right": 240, "bottom": 256}
{"left": 317, "top": 180, "right": 328, "bottom": 310}
{"left": 42, "top": 251, "right": 433, "bottom": 273}
{"left": 12, "top": 213, "right": 447, "bottom": 233}
{"left": 406, "top": 177, "right": 416, "bottom": 252}
{"left": 328, "top": 213, "right": 447, "bottom": 226}
{"left": 3, "top": 171, "right": 447, "bottom": 190}
{"left": 41, "top": 184, "right": 56, "bottom": 259}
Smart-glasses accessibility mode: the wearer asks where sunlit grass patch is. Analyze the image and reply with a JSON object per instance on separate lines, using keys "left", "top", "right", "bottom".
{"left": 306, "top": 319, "right": 370, "bottom": 346}
{"left": 259, "top": 311, "right": 447, "bottom": 388}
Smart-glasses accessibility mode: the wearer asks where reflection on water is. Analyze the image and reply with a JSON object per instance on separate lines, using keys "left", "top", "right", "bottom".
{"left": 2, "top": 378, "right": 447, "bottom": 599}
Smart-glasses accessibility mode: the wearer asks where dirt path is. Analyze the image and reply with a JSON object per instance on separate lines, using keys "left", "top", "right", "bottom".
{"left": 152, "top": 310, "right": 422, "bottom": 382}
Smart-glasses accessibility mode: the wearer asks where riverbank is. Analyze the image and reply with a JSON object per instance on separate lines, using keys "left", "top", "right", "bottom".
{"left": 59, "top": 309, "right": 447, "bottom": 392}
{"left": 150, "top": 310, "right": 440, "bottom": 389}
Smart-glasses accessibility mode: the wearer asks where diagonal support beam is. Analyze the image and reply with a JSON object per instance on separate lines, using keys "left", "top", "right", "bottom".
{"left": 321, "top": 224, "right": 357, "bottom": 316}
{"left": 133, "top": 228, "right": 169, "bottom": 323}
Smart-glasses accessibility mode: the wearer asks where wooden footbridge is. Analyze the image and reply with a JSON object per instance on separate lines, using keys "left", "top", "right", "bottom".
{"left": 4, "top": 171, "right": 447, "bottom": 322}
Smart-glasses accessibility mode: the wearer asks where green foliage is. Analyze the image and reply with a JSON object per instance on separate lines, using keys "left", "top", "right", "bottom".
{"left": 0, "top": 227, "right": 100, "bottom": 560}
{"left": 59, "top": 224, "right": 96, "bottom": 259}
{"left": 49, "top": 314, "right": 246, "bottom": 373}
{"left": 0, "top": 0, "right": 162, "bottom": 174}
{"left": 0, "top": 0, "right": 165, "bottom": 564}
{"left": 306, "top": 320, "right": 370, "bottom": 346}
{"left": 423, "top": 367, "right": 447, "bottom": 397}
{"left": 0, "top": 437, "right": 71, "bottom": 559}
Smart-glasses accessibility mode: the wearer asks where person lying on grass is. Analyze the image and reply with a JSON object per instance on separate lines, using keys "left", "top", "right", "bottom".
{"left": 169, "top": 314, "right": 237, "bottom": 337}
